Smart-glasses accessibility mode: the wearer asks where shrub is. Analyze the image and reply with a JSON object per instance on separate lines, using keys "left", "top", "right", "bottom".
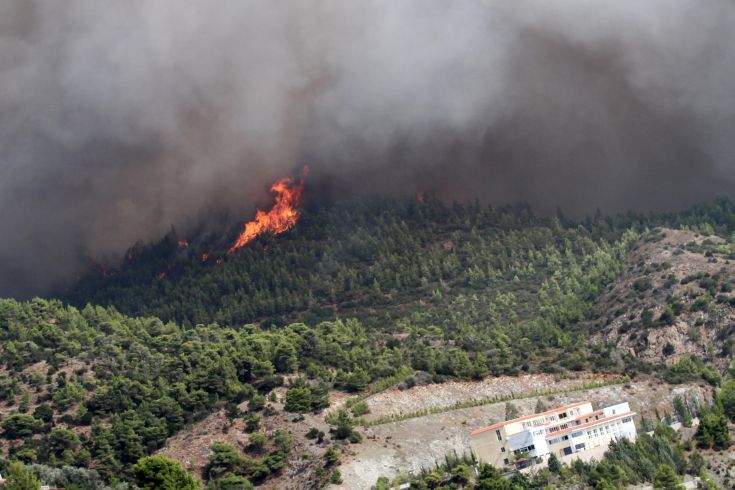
{"left": 633, "top": 277, "right": 652, "bottom": 292}
{"left": 1, "top": 414, "right": 43, "bottom": 439}
{"left": 133, "top": 456, "right": 199, "bottom": 490}
{"left": 351, "top": 401, "right": 370, "bottom": 417}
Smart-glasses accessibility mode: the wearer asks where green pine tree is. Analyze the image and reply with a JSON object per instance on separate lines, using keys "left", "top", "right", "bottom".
{"left": 653, "top": 464, "right": 684, "bottom": 490}
{"left": 133, "top": 455, "right": 200, "bottom": 490}
{"left": 3, "top": 461, "right": 40, "bottom": 490}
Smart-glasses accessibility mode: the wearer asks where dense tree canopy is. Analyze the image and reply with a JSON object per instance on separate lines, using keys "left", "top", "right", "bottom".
{"left": 0, "top": 196, "right": 733, "bottom": 487}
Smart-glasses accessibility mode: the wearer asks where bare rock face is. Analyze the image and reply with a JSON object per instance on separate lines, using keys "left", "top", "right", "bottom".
{"left": 590, "top": 228, "right": 735, "bottom": 369}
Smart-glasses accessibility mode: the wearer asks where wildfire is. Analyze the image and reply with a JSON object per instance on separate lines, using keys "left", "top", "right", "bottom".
{"left": 228, "top": 166, "right": 309, "bottom": 254}
{"left": 177, "top": 240, "right": 189, "bottom": 248}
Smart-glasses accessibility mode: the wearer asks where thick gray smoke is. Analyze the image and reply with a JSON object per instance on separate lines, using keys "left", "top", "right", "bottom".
{"left": 1, "top": 0, "right": 734, "bottom": 297}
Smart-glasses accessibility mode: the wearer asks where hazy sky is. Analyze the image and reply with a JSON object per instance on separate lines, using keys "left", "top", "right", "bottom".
{"left": 1, "top": 0, "right": 734, "bottom": 296}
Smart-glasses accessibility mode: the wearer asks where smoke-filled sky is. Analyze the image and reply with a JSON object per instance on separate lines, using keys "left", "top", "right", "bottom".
{"left": 2, "top": 0, "right": 735, "bottom": 297}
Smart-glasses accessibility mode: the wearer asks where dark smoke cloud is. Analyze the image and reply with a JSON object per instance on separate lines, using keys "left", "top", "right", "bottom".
{"left": 1, "top": 0, "right": 734, "bottom": 297}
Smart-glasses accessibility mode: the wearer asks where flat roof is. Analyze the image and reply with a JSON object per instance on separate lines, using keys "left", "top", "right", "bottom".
{"left": 545, "top": 411, "right": 635, "bottom": 439}
{"left": 469, "top": 401, "right": 591, "bottom": 436}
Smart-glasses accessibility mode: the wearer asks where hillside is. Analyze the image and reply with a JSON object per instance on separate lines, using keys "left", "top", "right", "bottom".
{"left": 65, "top": 197, "right": 642, "bottom": 378}
{"left": 65, "top": 197, "right": 629, "bottom": 328}
{"left": 590, "top": 228, "right": 735, "bottom": 373}
{"left": 0, "top": 197, "right": 734, "bottom": 488}
{"left": 63, "top": 198, "right": 735, "bottom": 376}
{"left": 65, "top": 198, "right": 735, "bottom": 331}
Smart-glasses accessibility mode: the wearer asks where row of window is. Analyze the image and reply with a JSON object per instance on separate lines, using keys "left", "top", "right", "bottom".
{"left": 520, "top": 408, "right": 581, "bottom": 430}
{"left": 544, "top": 413, "right": 594, "bottom": 434}
{"left": 548, "top": 434, "right": 570, "bottom": 445}
{"left": 495, "top": 413, "right": 630, "bottom": 444}
{"left": 588, "top": 424, "right": 612, "bottom": 439}
{"left": 560, "top": 442, "right": 589, "bottom": 456}
{"left": 549, "top": 419, "right": 631, "bottom": 445}
{"left": 513, "top": 444, "right": 535, "bottom": 455}
{"left": 586, "top": 419, "right": 631, "bottom": 439}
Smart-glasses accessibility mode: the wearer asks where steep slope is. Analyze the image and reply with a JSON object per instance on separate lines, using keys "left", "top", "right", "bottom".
{"left": 590, "top": 228, "right": 735, "bottom": 372}
{"left": 64, "top": 198, "right": 629, "bottom": 329}
{"left": 64, "top": 197, "right": 642, "bottom": 377}
{"left": 64, "top": 197, "right": 735, "bottom": 331}
{"left": 2, "top": 197, "right": 734, "bottom": 488}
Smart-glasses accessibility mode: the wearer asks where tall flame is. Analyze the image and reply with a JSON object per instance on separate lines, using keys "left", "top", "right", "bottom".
{"left": 228, "top": 166, "right": 309, "bottom": 254}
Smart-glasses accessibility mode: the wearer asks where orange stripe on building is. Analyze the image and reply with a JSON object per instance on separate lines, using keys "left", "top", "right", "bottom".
{"left": 469, "top": 401, "right": 590, "bottom": 436}
{"left": 545, "top": 411, "right": 635, "bottom": 439}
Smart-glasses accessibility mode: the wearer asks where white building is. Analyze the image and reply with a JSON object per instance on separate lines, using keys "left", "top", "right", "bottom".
{"left": 469, "top": 401, "right": 637, "bottom": 470}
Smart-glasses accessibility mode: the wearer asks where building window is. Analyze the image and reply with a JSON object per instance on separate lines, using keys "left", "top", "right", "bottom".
{"left": 575, "top": 443, "right": 586, "bottom": 451}
{"left": 501, "top": 447, "right": 506, "bottom": 453}
{"left": 572, "top": 431, "right": 583, "bottom": 438}
{"left": 622, "top": 417, "right": 632, "bottom": 424}
{"left": 514, "top": 445, "right": 536, "bottom": 455}
{"left": 504, "top": 458, "right": 509, "bottom": 465}
{"left": 496, "top": 430, "right": 502, "bottom": 441}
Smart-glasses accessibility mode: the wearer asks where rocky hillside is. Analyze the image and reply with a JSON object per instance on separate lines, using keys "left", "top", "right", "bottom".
{"left": 332, "top": 374, "right": 712, "bottom": 489}
{"left": 3, "top": 199, "right": 735, "bottom": 489}
{"left": 591, "top": 228, "right": 735, "bottom": 370}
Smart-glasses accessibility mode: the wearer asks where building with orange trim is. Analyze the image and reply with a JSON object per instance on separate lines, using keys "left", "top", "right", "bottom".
{"left": 469, "top": 401, "right": 636, "bottom": 470}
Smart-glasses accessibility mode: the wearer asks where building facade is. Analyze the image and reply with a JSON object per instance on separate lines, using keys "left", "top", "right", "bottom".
{"left": 469, "top": 401, "right": 636, "bottom": 470}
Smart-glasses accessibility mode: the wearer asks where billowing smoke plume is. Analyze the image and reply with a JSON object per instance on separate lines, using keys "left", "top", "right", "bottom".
{"left": 1, "top": 0, "right": 734, "bottom": 297}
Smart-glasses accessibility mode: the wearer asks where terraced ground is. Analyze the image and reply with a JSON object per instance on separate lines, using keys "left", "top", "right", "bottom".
{"left": 329, "top": 374, "right": 711, "bottom": 489}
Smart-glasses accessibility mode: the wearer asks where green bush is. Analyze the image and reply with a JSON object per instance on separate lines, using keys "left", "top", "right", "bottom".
{"left": 133, "top": 456, "right": 199, "bottom": 490}
{"left": 1, "top": 414, "right": 43, "bottom": 439}
{"left": 350, "top": 401, "right": 370, "bottom": 417}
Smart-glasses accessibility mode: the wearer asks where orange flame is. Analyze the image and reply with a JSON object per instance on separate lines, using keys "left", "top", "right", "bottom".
{"left": 177, "top": 240, "right": 189, "bottom": 248}
{"left": 228, "top": 166, "right": 309, "bottom": 254}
